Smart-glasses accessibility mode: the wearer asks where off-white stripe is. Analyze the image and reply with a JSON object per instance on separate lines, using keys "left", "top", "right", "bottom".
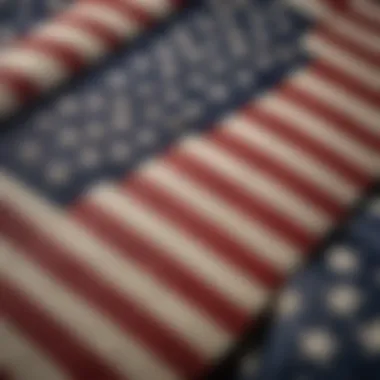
{"left": 0, "top": 317, "right": 69, "bottom": 380}
{"left": 353, "top": 0, "right": 380, "bottom": 24}
{"left": 141, "top": 162, "right": 302, "bottom": 272}
{"left": 291, "top": 70, "right": 380, "bottom": 135}
{"left": 222, "top": 115, "right": 358, "bottom": 204}
{"left": 128, "top": 0, "right": 173, "bottom": 17}
{"left": 326, "top": 13, "right": 380, "bottom": 53}
{"left": 0, "top": 174, "right": 229, "bottom": 358}
{"left": 0, "top": 238, "right": 179, "bottom": 380}
{"left": 180, "top": 137, "right": 331, "bottom": 236}
{"left": 34, "top": 23, "right": 108, "bottom": 63}
{"left": 69, "top": 3, "right": 141, "bottom": 39}
{"left": 305, "top": 33, "right": 380, "bottom": 90}
{"left": 89, "top": 184, "right": 270, "bottom": 313}
{"left": 259, "top": 94, "right": 378, "bottom": 174}
{"left": 0, "top": 49, "right": 68, "bottom": 91}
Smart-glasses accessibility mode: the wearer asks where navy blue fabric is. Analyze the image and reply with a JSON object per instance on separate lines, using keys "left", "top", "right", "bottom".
{"left": 0, "top": 0, "right": 312, "bottom": 205}
{"left": 237, "top": 192, "right": 380, "bottom": 380}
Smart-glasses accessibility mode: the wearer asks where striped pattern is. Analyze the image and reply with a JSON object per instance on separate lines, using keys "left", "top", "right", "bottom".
{"left": 1, "top": 2, "right": 380, "bottom": 380}
{"left": 0, "top": 0, "right": 183, "bottom": 120}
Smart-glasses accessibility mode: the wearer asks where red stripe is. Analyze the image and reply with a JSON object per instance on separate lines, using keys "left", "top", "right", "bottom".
{"left": 0, "top": 70, "right": 40, "bottom": 105}
{"left": 56, "top": 14, "right": 122, "bottom": 50}
{"left": 0, "top": 204, "right": 204, "bottom": 377}
{"left": 166, "top": 151, "right": 315, "bottom": 252}
{"left": 79, "top": 0, "right": 154, "bottom": 27}
{"left": 210, "top": 128, "right": 344, "bottom": 218}
{"left": 0, "top": 369, "right": 11, "bottom": 380}
{"left": 311, "top": 60, "right": 380, "bottom": 109}
{"left": 344, "top": 8, "right": 380, "bottom": 35}
{"left": 283, "top": 81, "right": 380, "bottom": 152}
{"left": 243, "top": 102, "right": 370, "bottom": 187}
{"left": 71, "top": 198, "right": 247, "bottom": 334}
{"left": 317, "top": 26, "right": 380, "bottom": 67}
{"left": 126, "top": 174, "right": 284, "bottom": 287}
{"left": 0, "top": 277, "right": 121, "bottom": 380}
{"left": 18, "top": 38, "right": 86, "bottom": 77}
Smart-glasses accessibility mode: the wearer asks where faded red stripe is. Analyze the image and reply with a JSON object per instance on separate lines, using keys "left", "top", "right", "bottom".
{"left": 166, "top": 151, "right": 315, "bottom": 252}
{"left": 72, "top": 198, "right": 247, "bottom": 335}
{"left": 243, "top": 102, "right": 370, "bottom": 187}
{"left": 127, "top": 174, "right": 284, "bottom": 287}
{"left": 317, "top": 25, "right": 380, "bottom": 67}
{"left": 0, "top": 204, "right": 204, "bottom": 378}
{"left": 311, "top": 60, "right": 380, "bottom": 108}
{"left": 211, "top": 129, "right": 344, "bottom": 218}
{"left": 79, "top": 0, "right": 154, "bottom": 27}
{"left": 0, "top": 277, "right": 121, "bottom": 380}
{"left": 344, "top": 8, "right": 380, "bottom": 35}
{"left": 283, "top": 82, "right": 380, "bottom": 152}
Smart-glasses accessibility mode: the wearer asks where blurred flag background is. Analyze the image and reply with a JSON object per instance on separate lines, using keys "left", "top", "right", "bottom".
{"left": 0, "top": 1, "right": 379, "bottom": 379}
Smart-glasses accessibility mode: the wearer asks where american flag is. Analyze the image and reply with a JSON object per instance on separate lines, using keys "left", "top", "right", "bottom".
{"left": 0, "top": 0, "right": 379, "bottom": 379}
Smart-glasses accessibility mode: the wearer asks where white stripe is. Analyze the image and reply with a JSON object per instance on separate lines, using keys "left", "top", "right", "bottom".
{"left": 69, "top": 3, "right": 141, "bottom": 39}
{"left": 222, "top": 115, "right": 358, "bottom": 203}
{"left": 141, "top": 162, "right": 302, "bottom": 272}
{"left": 287, "top": 0, "right": 328, "bottom": 18}
{"left": 180, "top": 137, "right": 331, "bottom": 236}
{"left": 291, "top": 70, "right": 380, "bottom": 136}
{"left": 0, "top": 49, "right": 68, "bottom": 92}
{"left": 305, "top": 33, "right": 380, "bottom": 90}
{"left": 0, "top": 83, "right": 19, "bottom": 118}
{"left": 0, "top": 238, "right": 180, "bottom": 380}
{"left": 89, "top": 184, "right": 269, "bottom": 312}
{"left": 0, "top": 174, "right": 229, "bottom": 357}
{"left": 0, "top": 318, "right": 69, "bottom": 380}
{"left": 353, "top": 0, "right": 380, "bottom": 23}
{"left": 34, "top": 23, "right": 108, "bottom": 63}
{"left": 259, "top": 94, "right": 379, "bottom": 174}
{"left": 127, "top": 0, "right": 174, "bottom": 17}
{"left": 326, "top": 13, "right": 380, "bottom": 53}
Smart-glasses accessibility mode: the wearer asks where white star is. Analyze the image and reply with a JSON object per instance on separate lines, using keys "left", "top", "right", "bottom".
{"left": 359, "top": 320, "right": 380, "bottom": 355}
{"left": 209, "top": 84, "right": 229, "bottom": 102}
{"left": 237, "top": 70, "right": 255, "bottom": 87}
{"left": 139, "top": 130, "right": 156, "bottom": 146}
{"left": 45, "top": 162, "right": 71, "bottom": 185}
{"left": 299, "top": 329, "right": 337, "bottom": 364}
{"left": 370, "top": 199, "right": 380, "bottom": 216}
{"left": 87, "top": 94, "right": 104, "bottom": 111}
{"left": 277, "top": 289, "right": 302, "bottom": 318}
{"left": 106, "top": 70, "right": 127, "bottom": 89}
{"left": 58, "top": 96, "right": 78, "bottom": 115}
{"left": 86, "top": 123, "right": 104, "bottom": 140}
{"left": 241, "top": 353, "right": 260, "bottom": 376}
{"left": 110, "top": 142, "right": 131, "bottom": 162}
{"left": 145, "top": 105, "right": 161, "bottom": 122}
{"left": 183, "top": 102, "right": 203, "bottom": 121}
{"left": 133, "top": 54, "right": 150, "bottom": 73}
{"left": 188, "top": 73, "right": 205, "bottom": 89}
{"left": 19, "top": 141, "right": 41, "bottom": 163}
{"left": 80, "top": 148, "right": 100, "bottom": 168}
{"left": 59, "top": 127, "right": 78, "bottom": 148}
{"left": 327, "top": 247, "right": 360, "bottom": 275}
{"left": 138, "top": 83, "right": 154, "bottom": 98}
{"left": 326, "top": 285, "right": 362, "bottom": 316}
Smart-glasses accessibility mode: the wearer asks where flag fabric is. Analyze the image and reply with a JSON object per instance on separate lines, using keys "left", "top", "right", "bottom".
{"left": 0, "top": 1, "right": 379, "bottom": 379}
{"left": 237, "top": 189, "right": 380, "bottom": 380}
{"left": 0, "top": 0, "right": 185, "bottom": 119}
{"left": 0, "top": 0, "right": 73, "bottom": 47}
